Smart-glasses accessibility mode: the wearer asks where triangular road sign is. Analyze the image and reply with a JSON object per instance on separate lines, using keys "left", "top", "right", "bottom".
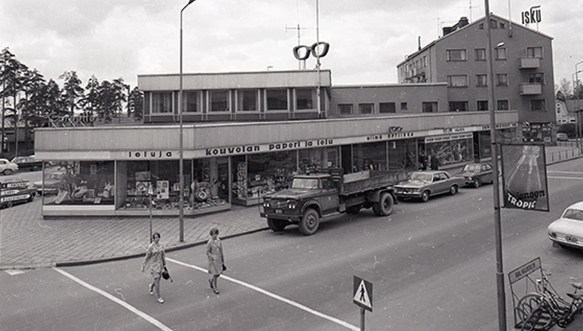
{"left": 353, "top": 276, "right": 373, "bottom": 311}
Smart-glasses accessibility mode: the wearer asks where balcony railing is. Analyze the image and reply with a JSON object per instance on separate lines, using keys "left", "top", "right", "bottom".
{"left": 520, "top": 83, "right": 542, "bottom": 95}
{"left": 519, "top": 58, "right": 540, "bottom": 69}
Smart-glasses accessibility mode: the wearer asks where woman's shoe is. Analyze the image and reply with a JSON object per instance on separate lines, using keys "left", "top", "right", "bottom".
{"left": 149, "top": 284, "right": 154, "bottom": 295}
{"left": 157, "top": 297, "right": 164, "bottom": 304}
{"left": 213, "top": 288, "right": 220, "bottom": 294}
{"left": 209, "top": 279, "right": 214, "bottom": 289}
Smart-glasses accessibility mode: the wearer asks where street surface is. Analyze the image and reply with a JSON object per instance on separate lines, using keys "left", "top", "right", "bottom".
{"left": 2, "top": 158, "right": 583, "bottom": 330}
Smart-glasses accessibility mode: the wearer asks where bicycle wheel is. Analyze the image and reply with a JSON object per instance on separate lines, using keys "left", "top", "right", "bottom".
{"left": 516, "top": 293, "right": 543, "bottom": 327}
{"left": 520, "top": 307, "right": 554, "bottom": 331}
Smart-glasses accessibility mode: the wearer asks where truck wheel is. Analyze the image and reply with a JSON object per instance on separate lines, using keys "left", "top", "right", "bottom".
{"left": 346, "top": 205, "right": 361, "bottom": 214}
{"left": 372, "top": 192, "right": 394, "bottom": 216}
{"left": 421, "top": 191, "right": 430, "bottom": 202}
{"left": 267, "top": 218, "right": 288, "bottom": 232}
{"left": 299, "top": 209, "right": 319, "bottom": 235}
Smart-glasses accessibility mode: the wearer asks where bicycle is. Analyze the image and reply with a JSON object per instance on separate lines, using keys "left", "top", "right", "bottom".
{"left": 520, "top": 273, "right": 583, "bottom": 331}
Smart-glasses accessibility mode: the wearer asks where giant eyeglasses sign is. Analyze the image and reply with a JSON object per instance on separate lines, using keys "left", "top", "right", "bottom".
{"left": 500, "top": 144, "right": 549, "bottom": 212}
{"left": 293, "top": 41, "right": 330, "bottom": 61}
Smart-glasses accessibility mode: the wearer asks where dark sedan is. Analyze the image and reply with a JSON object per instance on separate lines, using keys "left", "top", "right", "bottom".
{"left": 11, "top": 156, "right": 42, "bottom": 171}
{"left": 394, "top": 170, "right": 465, "bottom": 202}
{"left": 455, "top": 162, "right": 494, "bottom": 188}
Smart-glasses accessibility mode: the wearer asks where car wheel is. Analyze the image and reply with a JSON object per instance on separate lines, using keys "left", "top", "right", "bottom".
{"left": 372, "top": 192, "right": 394, "bottom": 216}
{"left": 28, "top": 192, "right": 36, "bottom": 202}
{"left": 421, "top": 191, "right": 430, "bottom": 202}
{"left": 299, "top": 209, "right": 319, "bottom": 236}
{"left": 449, "top": 185, "right": 458, "bottom": 195}
{"left": 473, "top": 179, "right": 481, "bottom": 188}
{"left": 3, "top": 169, "right": 13, "bottom": 175}
{"left": 267, "top": 218, "right": 288, "bottom": 232}
{"left": 6, "top": 201, "right": 13, "bottom": 208}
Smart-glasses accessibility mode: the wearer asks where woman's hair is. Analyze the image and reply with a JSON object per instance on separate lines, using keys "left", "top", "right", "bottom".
{"left": 209, "top": 228, "right": 219, "bottom": 236}
{"left": 152, "top": 232, "right": 161, "bottom": 240}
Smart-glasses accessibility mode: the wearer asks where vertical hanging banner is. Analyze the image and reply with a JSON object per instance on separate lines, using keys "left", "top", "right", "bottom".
{"left": 500, "top": 144, "right": 549, "bottom": 212}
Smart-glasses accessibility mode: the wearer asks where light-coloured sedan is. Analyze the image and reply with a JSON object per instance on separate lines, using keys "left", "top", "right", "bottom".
{"left": 548, "top": 201, "right": 583, "bottom": 249}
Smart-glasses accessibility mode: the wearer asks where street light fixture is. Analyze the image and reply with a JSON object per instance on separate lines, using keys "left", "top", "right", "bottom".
{"left": 575, "top": 60, "right": 583, "bottom": 153}
{"left": 179, "top": 0, "right": 196, "bottom": 242}
{"left": 484, "top": 1, "right": 506, "bottom": 330}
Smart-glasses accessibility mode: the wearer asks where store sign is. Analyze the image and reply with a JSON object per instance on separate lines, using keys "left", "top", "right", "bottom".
{"left": 425, "top": 132, "right": 472, "bottom": 143}
{"left": 126, "top": 151, "right": 179, "bottom": 159}
{"left": 522, "top": 5, "right": 541, "bottom": 25}
{"left": 204, "top": 139, "right": 335, "bottom": 156}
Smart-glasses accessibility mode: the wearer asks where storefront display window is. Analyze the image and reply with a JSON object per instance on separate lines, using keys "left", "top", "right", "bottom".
{"left": 425, "top": 134, "right": 474, "bottom": 166}
{"left": 42, "top": 161, "right": 114, "bottom": 205}
{"left": 298, "top": 147, "right": 338, "bottom": 173}
{"left": 352, "top": 141, "right": 387, "bottom": 171}
{"left": 388, "top": 139, "right": 417, "bottom": 171}
{"left": 190, "top": 158, "right": 229, "bottom": 209}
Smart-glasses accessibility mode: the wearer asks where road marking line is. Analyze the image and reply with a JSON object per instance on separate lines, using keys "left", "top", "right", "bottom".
{"left": 52, "top": 267, "right": 173, "bottom": 331}
{"left": 167, "top": 258, "right": 359, "bottom": 331}
{"left": 548, "top": 176, "right": 583, "bottom": 180}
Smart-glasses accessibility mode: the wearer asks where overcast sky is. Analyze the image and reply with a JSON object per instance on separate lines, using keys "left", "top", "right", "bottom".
{"left": 2, "top": 0, "right": 581, "bottom": 90}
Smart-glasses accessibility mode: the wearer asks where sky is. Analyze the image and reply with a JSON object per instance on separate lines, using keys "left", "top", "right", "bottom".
{"left": 1, "top": 0, "right": 582, "bottom": 90}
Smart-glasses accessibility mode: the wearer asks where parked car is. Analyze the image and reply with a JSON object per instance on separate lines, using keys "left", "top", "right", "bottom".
{"left": 548, "top": 201, "right": 583, "bottom": 249}
{"left": 33, "top": 171, "right": 65, "bottom": 195}
{"left": 394, "top": 170, "right": 465, "bottom": 202}
{"left": 0, "top": 158, "right": 18, "bottom": 175}
{"left": 0, "top": 178, "right": 36, "bottom": 208}
{"left": 556, "top": 133, "right": 569, "bottom": 141}
{"left": 11, "top": 155, "right": 42, "bottom": 171}
{"left": 455, "top": 162, "right": 494, "bottom": 188}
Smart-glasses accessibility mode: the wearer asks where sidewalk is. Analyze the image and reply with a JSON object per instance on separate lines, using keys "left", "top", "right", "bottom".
{"left": 1, "top": 145, "right": 580, "bottom": 270}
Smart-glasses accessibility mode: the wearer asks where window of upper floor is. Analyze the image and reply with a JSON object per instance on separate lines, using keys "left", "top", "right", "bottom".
{"left": 422, "top": 102, "right": 437, "bottom": 113}
{"left": 266, "top": 89, "right": 288, "bottom": 111}
{"left": 380, "top": 102, "right": 396, "bottom": 113}
{"left": 527, "top": 46, "right": 543, "bottom": 59}
{"left": 476, "top": 74, "right": 488, "bottom": 87}
{"left": 495, "top": 48, "right": 507, "bottom": 60}
{"left": 449, "top": 101, "right": 468, "bottom": 112}
{"left": 447, "top": 49, "right": 467, "bottom": 61}
{"left": 477, "top": 100, "right": 489, "bottom": 111}
{"left": 236, "top": 90, "right": 258, "bottom": 112}
{"left": 183, "top": 91, "right": 200, "bottom": 113}
{"left": 296, "top": 88, "right": 315, "bottom": 110}
{"left": 359, "top": 103, "right": 374, "bottom": 114}
{"left": 530, "top": 99, "right": 546, "bottom": 111}
{"left": 400, "top": 102, "right": 408, "bottom": 111}
{"left": 210, "top": 90, "right": 230, "bottom": 112}
{"left": 529, "top": 73, "right": 544, "bottom": 84}
{"left": 338, "top": 104, "right": 353, "bottom": 115}
{"left": 475, "top": 48, "right": 486, "bottom": 61}
{"left": 152, "top": 92, "right": 172, "bottom": 114}
{"left": 496, "top": 74, "right": 508, "bottom": 86}
{"left": 497, "top": 100, "right": 510, "bottom": 110}
{"left": 448, "top": 75, "right": 468, "bottom": 87}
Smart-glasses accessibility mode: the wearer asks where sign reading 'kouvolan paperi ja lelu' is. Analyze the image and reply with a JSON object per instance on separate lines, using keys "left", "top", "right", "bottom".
{"left": 500, "top": 144, "right": 549, "bottom": 212}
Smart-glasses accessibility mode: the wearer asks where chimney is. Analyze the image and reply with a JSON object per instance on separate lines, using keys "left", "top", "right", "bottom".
{"left": 458, "top": 17, "right": 469, "bottom": 28}
{"left": 418, "top": 36, "right": 421, "bottom": 50}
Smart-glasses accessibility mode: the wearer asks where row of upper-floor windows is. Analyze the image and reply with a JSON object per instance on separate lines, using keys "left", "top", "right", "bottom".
{"left": 447, "top": 46, "right": 543, "bottom": 62}
{"left": 149, "top": 88, "right": 317, "bottom": 114}
{"left": 337, "top": 98, "right": 546, "bottom": 114}
{"left": 447, "top": 72, "right": 544, "bottom": 87}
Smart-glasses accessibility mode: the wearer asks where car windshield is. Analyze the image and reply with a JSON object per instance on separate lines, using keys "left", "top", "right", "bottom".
{"left": 562, "top": 208, "right": 583, "bottom": 221}
{"left": 292, "top": 178, "right": 319, "bottom": 189}
{"left": 47, "top": 173, "right": 64, "bottom": 180}
{"left": 463, "top": 164, "right": 480, "bottom": 172}
{"left": 410, "top": 173, "right": 433, "bottom": 182}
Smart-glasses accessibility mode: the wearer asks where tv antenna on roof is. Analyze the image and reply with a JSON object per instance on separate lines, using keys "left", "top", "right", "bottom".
{"left": 286, "top": 24, "right": 311, "bottom": 69}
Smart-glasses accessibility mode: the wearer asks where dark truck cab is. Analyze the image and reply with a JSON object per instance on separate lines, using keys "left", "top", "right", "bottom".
{"left": 260, "top": 168, "right": 398, "bottom": 235}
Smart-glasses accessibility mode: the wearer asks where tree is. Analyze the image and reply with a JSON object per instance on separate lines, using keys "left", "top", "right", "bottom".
{"left": 81, "top": 75, "right": 100, "bottom": 118}
{"left": 128, "top": 86, "right": 144, "bottom": 120}
{"left": 59, "top": 71, "right": 84, "bottom": 116}
{"left": 18, "top": 68, "right": 45, "bottom": 153}
{"left": 556, "top": 78, "right": 572, "bottom": 99}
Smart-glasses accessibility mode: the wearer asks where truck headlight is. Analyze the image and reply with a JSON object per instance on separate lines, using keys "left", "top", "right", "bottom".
{"left": 287, "top": 201, "right": 297, "bottom": 209}
{"left": 263, "top": 201, "right": 271, "bottom": 208}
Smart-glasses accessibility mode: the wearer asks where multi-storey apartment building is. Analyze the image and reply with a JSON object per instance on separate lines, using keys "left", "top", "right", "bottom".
{"left": 34, "top": 13, "right": 551, "bottom": 218}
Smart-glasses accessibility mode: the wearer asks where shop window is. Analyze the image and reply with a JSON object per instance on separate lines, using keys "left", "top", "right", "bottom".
{"left": 266, "top": 89, "right": 288, "bottom": 111}
{"left": 446, "top": 49, "right": 467, "bottom": 61}
{"left": 400, "top": 102, "right": 408, "bottom": 111}
{"left": 529, "top": 73, "right": 544, "bottom": 84}
{"left": 352, "top": 141, "right": 387, "bottom": 172}
{"left": 449, "top": 101, "right": 468, "bottom": 112}
{"left": 477, "top": 100, "right": 489, "bottom": 111}
{"left": 296, "top": 88, "right": 315, "bottom": 110}
{"left": 527, "top": 46, "right": 543, "bottom": 58}
{"left": 448, "top": 75, "right": 468, "bottom": 87}
{"left": 497, "top": 100, "right": 509, "bottom": 110}
{"left": 496, "top": 74, "right": 508, "bottom": 86}
{"left": 41, "top": 161, "right": 115, "bottom": 206}
{"left": 380, "top": 102, "right": 396, "bottom": 113}
{"left": 299, "top": 147, "right": 338, "bottom": 173}
{"left": 388, "top": 139, "right": 417, "bottom": 172}
{"left": 530, "top": 99, "right": 546, "bottom": 111}
{"left": 476, "top": 74, "right": 488, "bottom": 87}
{"left": 237, "top": 90, "right": 258, "bottom": 111}
{"left": 210, "top": 90, "right": 229, "bottom": 112}
{"left": 425, "top": 136, "right": 473, "bottom": 166}
{"left": 359, "top": 103, "right": 374, "bottom": 114}
{"left": 152, "top": 92, "right": 172, "bottom": 114}
{"left": 496, "top": 48, "right": 507, "bottom": 60}
{"left": 338, "top": 104, "right": 353, "bottom": 114}
{"left": 475, "top": 48, "right": 486, "bottom": 61}
{"left": 183, "top": 91, "right": 200, "bottom": 113}
{"left": 422, "top": 102, "right": 437, "bottom": 113}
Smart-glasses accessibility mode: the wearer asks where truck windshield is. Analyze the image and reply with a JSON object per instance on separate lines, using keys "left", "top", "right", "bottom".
{"left": 292, "top": 178, "right": 319, "bottom": 189}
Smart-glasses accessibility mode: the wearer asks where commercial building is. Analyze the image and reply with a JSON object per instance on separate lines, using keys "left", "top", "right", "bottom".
{"left": 34, "top": 14, "right": 553, "bottom": 218}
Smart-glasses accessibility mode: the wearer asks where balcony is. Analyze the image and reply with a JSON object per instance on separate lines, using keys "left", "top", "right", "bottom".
{"left": 520, "top": 83, "right": 542, "bottom": 95}
{"left": 519, "top": 58, "right": 540, "bottom": 69}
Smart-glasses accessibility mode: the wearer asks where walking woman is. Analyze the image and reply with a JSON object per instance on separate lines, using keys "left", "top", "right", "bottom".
{"left": 141, "top": 232, "right": 166, "bottom": 303}
{"left": 207, "top": 227, "right": 225, "bottom": 294}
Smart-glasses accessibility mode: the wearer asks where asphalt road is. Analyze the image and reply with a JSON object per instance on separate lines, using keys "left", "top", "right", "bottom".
{"left": 2, "top": 158, "right": 583, "bottom": 331}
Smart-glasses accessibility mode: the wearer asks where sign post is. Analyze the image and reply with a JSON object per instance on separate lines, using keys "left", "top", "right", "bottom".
{"left": 353, "top": 276, "right": 372, "bottom": 331}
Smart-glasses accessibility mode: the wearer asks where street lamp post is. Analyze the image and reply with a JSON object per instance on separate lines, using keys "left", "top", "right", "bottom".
{"left": 484, "top": 1, "right": 506, "bottom": 330}
{"left": 575, "top": 61, "right": 583, "bottom": 153}
{"left": 179, "top": 0, "right": 196, "bottom": 242}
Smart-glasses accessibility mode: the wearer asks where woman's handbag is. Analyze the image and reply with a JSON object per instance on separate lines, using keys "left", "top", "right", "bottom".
{"left": 162, "top": 267, "right": 172, "bottom": 282}
{"left": 222, "top": 264, "right": 227, "bottom": 271}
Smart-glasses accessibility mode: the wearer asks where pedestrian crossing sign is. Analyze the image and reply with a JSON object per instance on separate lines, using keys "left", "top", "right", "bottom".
{"left": 353, "top": 276, "right": 373, "bottom": 312}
